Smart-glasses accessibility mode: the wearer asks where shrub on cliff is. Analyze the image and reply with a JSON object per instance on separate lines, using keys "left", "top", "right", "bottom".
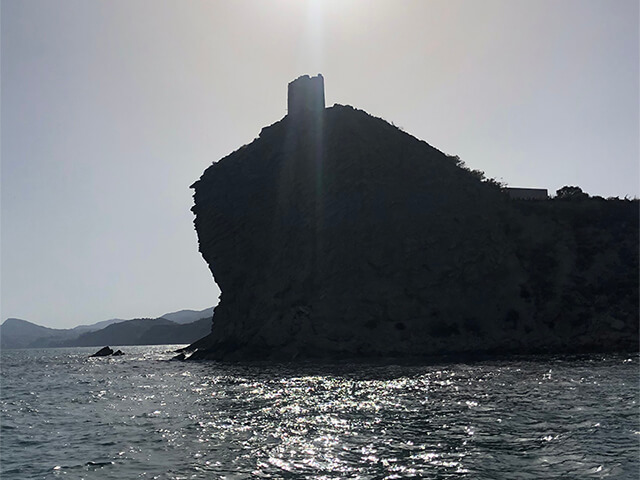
{"left": 556, "top": 185, "right": 589, "bottom": 200}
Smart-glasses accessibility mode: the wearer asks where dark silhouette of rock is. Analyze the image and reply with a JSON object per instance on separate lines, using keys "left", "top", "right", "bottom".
{"left": 186, "top": 75, "right": 639, "bottom": 361}
{"left": 90, "top": 346, "right": 114, "bottom": 357}
{"left": 112, "top": 349, "right": 125, "bottom": 356}
{"left": 171, "top": 353, "right": 186, "bottom": 361}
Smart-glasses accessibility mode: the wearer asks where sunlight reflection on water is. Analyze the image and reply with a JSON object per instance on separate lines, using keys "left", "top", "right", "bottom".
{"left": 1, "top": 347, "right": 638, "bottom": 479}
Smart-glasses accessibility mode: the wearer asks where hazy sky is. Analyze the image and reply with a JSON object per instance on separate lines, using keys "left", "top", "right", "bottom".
{"left": 2, "top": 0, "right": 638, "bottom": 329}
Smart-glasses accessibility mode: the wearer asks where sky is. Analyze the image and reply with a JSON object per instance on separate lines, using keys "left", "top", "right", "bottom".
{"left": 2, "top": 0, "right": 638, "bottom": 329}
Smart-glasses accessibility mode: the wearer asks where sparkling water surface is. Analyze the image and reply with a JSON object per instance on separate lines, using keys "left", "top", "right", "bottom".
{"left": 1, "top": 346, "right": 638, "bottom": 479}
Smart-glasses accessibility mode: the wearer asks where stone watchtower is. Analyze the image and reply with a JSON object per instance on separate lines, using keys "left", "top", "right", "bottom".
{"left": 287, "top": 74, "right": 325, "bottom": 116}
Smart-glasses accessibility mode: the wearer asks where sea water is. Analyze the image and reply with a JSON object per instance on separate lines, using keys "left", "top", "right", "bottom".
{"left": 1, "top": 346, "right": 638, "bottom": 479}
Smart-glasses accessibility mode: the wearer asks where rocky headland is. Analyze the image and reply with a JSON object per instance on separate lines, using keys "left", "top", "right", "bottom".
{"left": 186, "top": 75, "right": 638, "bottom": 361}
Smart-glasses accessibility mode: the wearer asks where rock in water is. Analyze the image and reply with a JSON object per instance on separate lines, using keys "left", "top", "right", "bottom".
{"left": 90, "top": 346, "right": 114, "bottom": 357}
{"left": 188, "top": 75, "right": 639, "bottom": 361}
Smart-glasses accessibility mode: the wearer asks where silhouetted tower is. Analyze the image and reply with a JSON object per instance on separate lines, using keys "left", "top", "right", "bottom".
{"left": 287, "top": 74, "right": 325, "bottom": 116}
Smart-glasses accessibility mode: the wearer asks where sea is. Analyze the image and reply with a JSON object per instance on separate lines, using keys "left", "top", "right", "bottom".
{"left": 0, "top": 346, "right": 638, "bottom": 479}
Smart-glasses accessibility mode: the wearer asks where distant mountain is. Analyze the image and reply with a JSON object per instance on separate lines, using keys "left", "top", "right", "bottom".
{"left": 71, "top": 317, "right": 128, "bottom": 333}
{"left": 66, "top": 306, "right": 214, "bottom": 333}
{"left": 69, "top": 317, "right": 212, "bottom": 347}
{"left": 1, "top": 310, "right": 214, "bottom": 349}
{"left": 0, "top": 318, "right": 80, "bottom": 349}
{"left": 159, "top": 307, "right": 214, "bottom": 325}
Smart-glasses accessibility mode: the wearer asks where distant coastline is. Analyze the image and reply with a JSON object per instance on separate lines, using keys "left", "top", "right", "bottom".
{"left": 0, "top": 307, "right": 213, "bottom": 350}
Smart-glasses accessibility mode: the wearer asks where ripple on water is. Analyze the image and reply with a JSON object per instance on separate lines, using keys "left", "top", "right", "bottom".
{"left": 1, "top": 347, "right": 638, "bottom": 479}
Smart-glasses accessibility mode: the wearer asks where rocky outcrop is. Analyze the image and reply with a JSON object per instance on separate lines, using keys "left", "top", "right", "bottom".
{"left": 90, "top": 346, "right": 114, "bottom": 357}
{"left": 187, "top": 80, "right": 638, "bottom": 361}
{"left": 90, "top": 346, "right": 125, "bottom": 357}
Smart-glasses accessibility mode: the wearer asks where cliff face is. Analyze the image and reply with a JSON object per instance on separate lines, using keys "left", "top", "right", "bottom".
{"left": 189, "top": 99, "right": 638, "bottom": 360}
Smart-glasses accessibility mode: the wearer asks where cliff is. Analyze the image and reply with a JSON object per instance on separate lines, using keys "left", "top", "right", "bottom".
{"left": 187, "top": 79, "right": 638, "bottom": 361}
